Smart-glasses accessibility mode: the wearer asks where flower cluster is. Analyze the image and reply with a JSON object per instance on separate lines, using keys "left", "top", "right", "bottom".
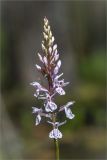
{"left": 31, "top": 17, "right": 75, "bottom": 139}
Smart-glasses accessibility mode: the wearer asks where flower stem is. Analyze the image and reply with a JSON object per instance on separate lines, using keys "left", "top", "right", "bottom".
{"left": 54, "top": 139, "right": 59, "bottom": 160}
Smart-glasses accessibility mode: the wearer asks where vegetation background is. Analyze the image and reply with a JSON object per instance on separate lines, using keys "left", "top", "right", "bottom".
{"left": 0, "top": 1, "right": 106, "bottom": 160}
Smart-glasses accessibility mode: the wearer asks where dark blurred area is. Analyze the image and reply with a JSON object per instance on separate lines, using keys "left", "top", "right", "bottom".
{"left": 0, "top": 1, "right": 106, "bottom": 160}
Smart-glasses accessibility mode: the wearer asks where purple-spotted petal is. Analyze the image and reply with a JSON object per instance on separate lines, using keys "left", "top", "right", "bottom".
{"left": 49, "top": 129, "right": 62, "bottom": 139}
{"left": 56, "top": 87, "right": 65, "bottom": 95}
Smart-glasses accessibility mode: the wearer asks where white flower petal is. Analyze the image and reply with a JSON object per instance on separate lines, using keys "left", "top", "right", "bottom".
{"left": 41, "top": 87, "right": 48, "bottom": 92}
{"left": 55, "top": 73, "right": 63, "bottom": 80}
{"left": 65, "top": 101, "right": 75, "bottom": 108}
{"left": 54, "top": 66, "right": 59, "bottom": 74}
{"left": 30, "top": 82, "right": 48, "bottom": 93}
{"left": 54, "top": 49, "right": 57, "bottom": 55}
{"left": 54, "top": 60, "right": 61, "bottom": 74}
{"left": 35, "top": 64, "right": 41, "bottom": 70}
{"left": 36, "top": 114, "right": 41, "bottom": 125}
{"left": 56, "top": 87, "right": 65, "bottom": 95}
{"left": 62, "top": 82, "right": 70, "bottom": 87}
{"left": 34, "top": 93, "right": 38, "bottom": 97}
{"left": 30, "top": 81, "right": 40, "bottom": 86}
{"left": 57, "top": 60, "right": 61, "bottom": 68}
{"left": 32, "top": 107, "right": 40, "bottom": 113}
{"left": 65, "top": 108, "right": 75, "bottom": 119}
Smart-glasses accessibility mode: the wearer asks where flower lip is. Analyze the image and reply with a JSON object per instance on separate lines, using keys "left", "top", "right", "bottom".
{"left": 49, "top": 128, "right": 62, "bottom": 139}
{"left": 45, "top": 101, "right": 57, "bottom": 112}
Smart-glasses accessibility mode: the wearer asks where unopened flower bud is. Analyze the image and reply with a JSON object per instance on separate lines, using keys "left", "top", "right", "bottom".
{"left": 42, "top": 43, "right": 45, "bottom": 51}
{"left": 49, "top": 31, "right": 52, "bottom": 38}
{"left": 51, "top": 36, "right": 55, "bottom": 43}
{"left": 43, "top": 32, "right": 48, "bottom": 41}
{"left": 49, "top": 47, "right": 52, "bottom": 54}
{"left": 53, "top": 44, "right": 57, "bottom": 51}
{"left": 44, "top": 17, "right": 48, "bottom": 26}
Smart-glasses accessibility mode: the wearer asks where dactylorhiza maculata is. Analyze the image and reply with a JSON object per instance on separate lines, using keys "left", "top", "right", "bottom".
{"left": 30, "top": 17, "right": 75, "bottom": 140}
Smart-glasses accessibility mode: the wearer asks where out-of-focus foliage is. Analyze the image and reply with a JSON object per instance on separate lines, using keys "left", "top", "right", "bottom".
{"left": 1, "top": 1, "right": 106, "bottom": 160}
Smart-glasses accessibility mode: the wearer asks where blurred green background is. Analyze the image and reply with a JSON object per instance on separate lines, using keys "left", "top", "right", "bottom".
{"left": 0, "top": 1, "right": 106, "bottom": 160}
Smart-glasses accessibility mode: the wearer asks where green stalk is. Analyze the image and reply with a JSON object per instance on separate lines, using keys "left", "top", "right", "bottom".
{"left": 54, "top": 139, "right": 59, "bottom": 160}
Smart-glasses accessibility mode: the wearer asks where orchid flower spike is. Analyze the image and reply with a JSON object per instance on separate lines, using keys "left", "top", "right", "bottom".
{"left": 31, "top": 17, "right": 75, "bottom": 139}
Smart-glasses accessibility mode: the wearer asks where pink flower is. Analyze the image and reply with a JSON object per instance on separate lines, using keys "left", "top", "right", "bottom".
{"left": 48, "top": 121, "right": 66, "bottom": 139}
{"left": 31, "top": 17, "right": 75, "bottom": 139}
